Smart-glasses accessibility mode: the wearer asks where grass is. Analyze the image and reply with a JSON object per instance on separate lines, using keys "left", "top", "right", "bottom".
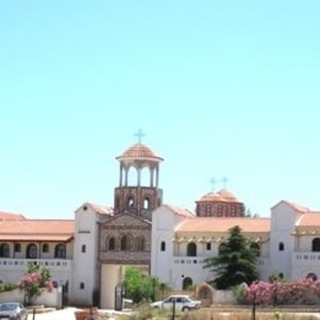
{"left": 115, "top": 304, "right": 320, "bottom": 320}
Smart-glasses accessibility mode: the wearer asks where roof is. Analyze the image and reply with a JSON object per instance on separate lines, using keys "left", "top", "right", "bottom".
{"left": 0, "top": 211, "right": 26, "bottom": 221}
{"left": 197, "top": 189, "right": 241, "bottom": 203}
{"left": 176, "top": 217, "right": 270, "bottom": 233}
{"left": 116, "top": 143, "right": 163, "bottom": 162}
{"left": 86, "top": 203, "right": 114, "bottom": 215}
{"left": 0, "top": 219, "right": 74, "bottom": 242}
{"left": 163, "top": 205, "right": 195, "bottom": 218}
{"left": 272, "top": 200, "right": 311, "bottom": 213}
{"left": 297, "top": 213, "right": 320, "bottom": 227}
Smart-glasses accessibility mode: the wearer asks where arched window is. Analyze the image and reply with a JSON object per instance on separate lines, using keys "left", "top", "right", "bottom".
{"left": 0, "top": 244, "right": 10, "bottom": 258}
{"left": 108, "top": 237, "right": 115, "bottom": 250}
{"left": 187, "top": 242, "right": 197, "bottom": 257}
{"left": 26, "top": 244, "right": 37, "bottom": 259}
{"left": 182, "top": 277, "right": 193, "bottom": 290}
{"left": 135, "top": 236, "right": 145, "bottom": 251}
{"left": 143, "top": 197, "right": 151, "bottom": 210}
{"left": 199, "top": 287, "right": 210, "bottom": 299}
{"left": 127, "top": 196, "right": 134, "bottom": 209}
{"left": 55, "top": 244, "right": 66, "bottom": 258}
{"left": 312, "top": 238, "right": 320, "bottom": 252}
{"left": 42, "top": 243, "right": 49, "bottom": 253}
{"left": 307, "top": 273, "right": 318, "bottom": 281}
{"left": 250, "top": 243, "right": 260, "bottom": 257}
{"left": 14, "top": 243, "right": 21, "bottom": 253}
{"left": 279, "top": 242, "right": 284, "bottom": 251}
{"left": 120, "top": 235, "right": 132, "bottom": 251}
{"left": 160, "top": 241, "right": 166, "bottom": 252}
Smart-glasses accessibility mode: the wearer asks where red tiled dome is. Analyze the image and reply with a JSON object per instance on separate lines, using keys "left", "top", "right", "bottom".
{"left": 197, "top": 192, "right": 225, "bottom": 202}
{"left": 217, "top": 189, "right": 240, "bottom": 202}
{"left": 116, "top": 143, "right": 163, "bottom": 162}
{"left": 197, "top": 189, "right": 241, "bottom": 203}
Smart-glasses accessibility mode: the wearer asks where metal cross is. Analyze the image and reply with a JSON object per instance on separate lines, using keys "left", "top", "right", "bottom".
{"left": 209, "top": 177, "right": 216, "bottom": 192}
{"left": 221, "top": 176, "right": 229, "bottom": 189}
{"left": 134, "top": 129, "right": 146, "bottom": 144}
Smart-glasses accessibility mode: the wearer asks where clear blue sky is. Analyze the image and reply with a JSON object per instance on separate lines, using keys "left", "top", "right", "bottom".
{"left": 1, "top": 1, "right": 320, "bottom": 219}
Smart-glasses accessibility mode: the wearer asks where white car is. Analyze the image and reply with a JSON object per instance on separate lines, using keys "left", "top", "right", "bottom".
{"left": 150, "top": 294, "right": 201, "bottom": 312}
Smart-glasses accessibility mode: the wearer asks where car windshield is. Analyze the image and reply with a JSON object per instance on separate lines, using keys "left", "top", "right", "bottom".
{"left": 0, "top": 303, "right": 18, "bottom": 311}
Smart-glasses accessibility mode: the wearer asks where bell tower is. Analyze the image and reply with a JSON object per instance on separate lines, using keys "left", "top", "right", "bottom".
{"left": 113, "top": 136, "right": 164, "bottom": 221}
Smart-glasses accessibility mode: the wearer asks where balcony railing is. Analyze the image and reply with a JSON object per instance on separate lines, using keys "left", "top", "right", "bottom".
{"left": 0, "top": 258, "right": 72, "bottom": 270}
{"left": 292, "top": 252, "right": 320, "bottom": 265}
{"left": 173, "top": 257, "right": 206, "bottom": 265}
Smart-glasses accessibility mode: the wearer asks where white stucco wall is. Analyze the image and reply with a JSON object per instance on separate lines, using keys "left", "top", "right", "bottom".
{"left": 269, "top": 202, "right": 301, "bottom": 278}
{"left": 71, "top": 204, "right": 100, "bottom": 306}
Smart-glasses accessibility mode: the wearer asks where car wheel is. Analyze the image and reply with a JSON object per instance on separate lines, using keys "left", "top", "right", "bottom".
{"left": 182, "top": 307, "right": 190, "bottom": 312}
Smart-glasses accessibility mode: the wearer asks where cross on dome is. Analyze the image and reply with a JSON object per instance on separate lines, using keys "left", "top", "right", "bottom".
{"left": 134, "top": 129, "right": 146, "bottom": 144}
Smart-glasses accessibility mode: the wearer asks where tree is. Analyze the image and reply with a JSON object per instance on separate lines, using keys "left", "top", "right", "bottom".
{"left": 123, "top": 267, "right": 160, "bottom": 303}
{"left": 203, "top": 225, "right": 259, "bottom": 289}
{"left": 18, "top": 262, "right": 54, "bottom": 305}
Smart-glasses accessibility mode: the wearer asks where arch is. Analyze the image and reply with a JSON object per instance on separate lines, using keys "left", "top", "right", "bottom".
{"left": 250, "top": 242, "right": 260, "bottom": 256}
{"left": 127, "top": 167, "right": 138, "bottom": 186}
{"left": 140, "top": 167, "right": 150, "bottom": 187}
{"left": 199, "top": 286, "right": 210, "bottom": 299}
{"left": 182, "top": 277, "right": 193, "bottom": 290}
{"left": 120, "top": 235, "right": 132, "bottom": 251}
{"left": 135, "top": 236, "right": 145, "bottom": 251}
{"left": 143, "top": 196, "right": 151, "bottom": 210}
{"left": 279, "top": 242, "right": 284, "bottom": 251}
{"left": 187, "top": 242, "right": 197, "bottom": 257}
{"left": 42, "top": 243, "right": 49, "bottom": 253}
{"left": 26, "top": 244, "right": 37, "bottom": 259}
{"left": 126, "top": 195, "right": 135, "bottom": 209}
{"left": 0, "top": 244, "right": 10, "bottom": 258}
{"left": 217, "top": 205, "right": 223, "bottom": 216}
{"left": 218, "top": 243, "right": 227, "bottom": 254}
{"left": 160, "top": 241, "right": 166, "bottom": 252}
{"left": 108, "top": 237, "right": 116, "bottom": 250}
{"left": 205, "top": 205, "right": 211, "bottom": 216}
{"left": 55, "top": 244, "right": 66, "bottom": 258}
{"left": 307, "top": 273, "right": 318, "bottom": 281}
{"left": 312, "top": 238, "right": 320, "bottom": 252}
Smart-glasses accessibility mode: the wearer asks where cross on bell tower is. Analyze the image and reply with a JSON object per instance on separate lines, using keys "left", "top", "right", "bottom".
{"left": 134, "top": 129, "right": 146, "bottom": 144}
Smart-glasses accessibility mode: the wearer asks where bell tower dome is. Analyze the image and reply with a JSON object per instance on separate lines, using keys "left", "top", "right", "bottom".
{"left": 113, "top": 140, "right": 164, "bottom": 221}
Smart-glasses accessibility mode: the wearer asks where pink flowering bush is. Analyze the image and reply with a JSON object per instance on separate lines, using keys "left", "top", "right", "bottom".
{"left": 244, "top": 277, "right": 320, "bottom": 305}
{"left": 17, "top": 262, "right": 54, "bottom": 305}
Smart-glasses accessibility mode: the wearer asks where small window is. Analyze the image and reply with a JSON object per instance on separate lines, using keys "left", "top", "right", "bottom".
{"left": 55, "top": 244, "right": 66, "bottom": 258}
{"left": 205, "top": 205, "right": 211, "bottom": 216}
{"left": 279, "top": 242, "right": 284, "bottom": 251}
{"left": 143, "top": 197, "right": 151, "bottom": 210}
{"left": 312, "top": 238, "right": 320, "bottom": 252}
{"left": 160, "top": 241, "right": 166, "bottom": 252}
{"left": 14, "top": 243, "right": 21, "bottom": 253}
{"left": 42, "top": 244, "right": 49, "bottom": 253}
{"left": 80, "top": 282, "right": 85, "bottom": 289}
{"left": 0, "top": 244, "right": 10, "bottom": 258}
{"left": 206, "top": 243, "right": 211, "bottom": 250}
{"left": 108, "top": 237, "right": 115, "bottom": 251}
{"left": 135, "top": 236, "right": 145, "bottom": 251}
{"left": 120, "top": 235, "right": 131, "bottom": 251}
{"left": 81, "top": 245, "right": 86, "bottom": 253}
{"left": 26, "top": 244, "right": 37, "bottom": 259}
{"left": 127, "top": 196, "right": 134, "bottom": 208}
